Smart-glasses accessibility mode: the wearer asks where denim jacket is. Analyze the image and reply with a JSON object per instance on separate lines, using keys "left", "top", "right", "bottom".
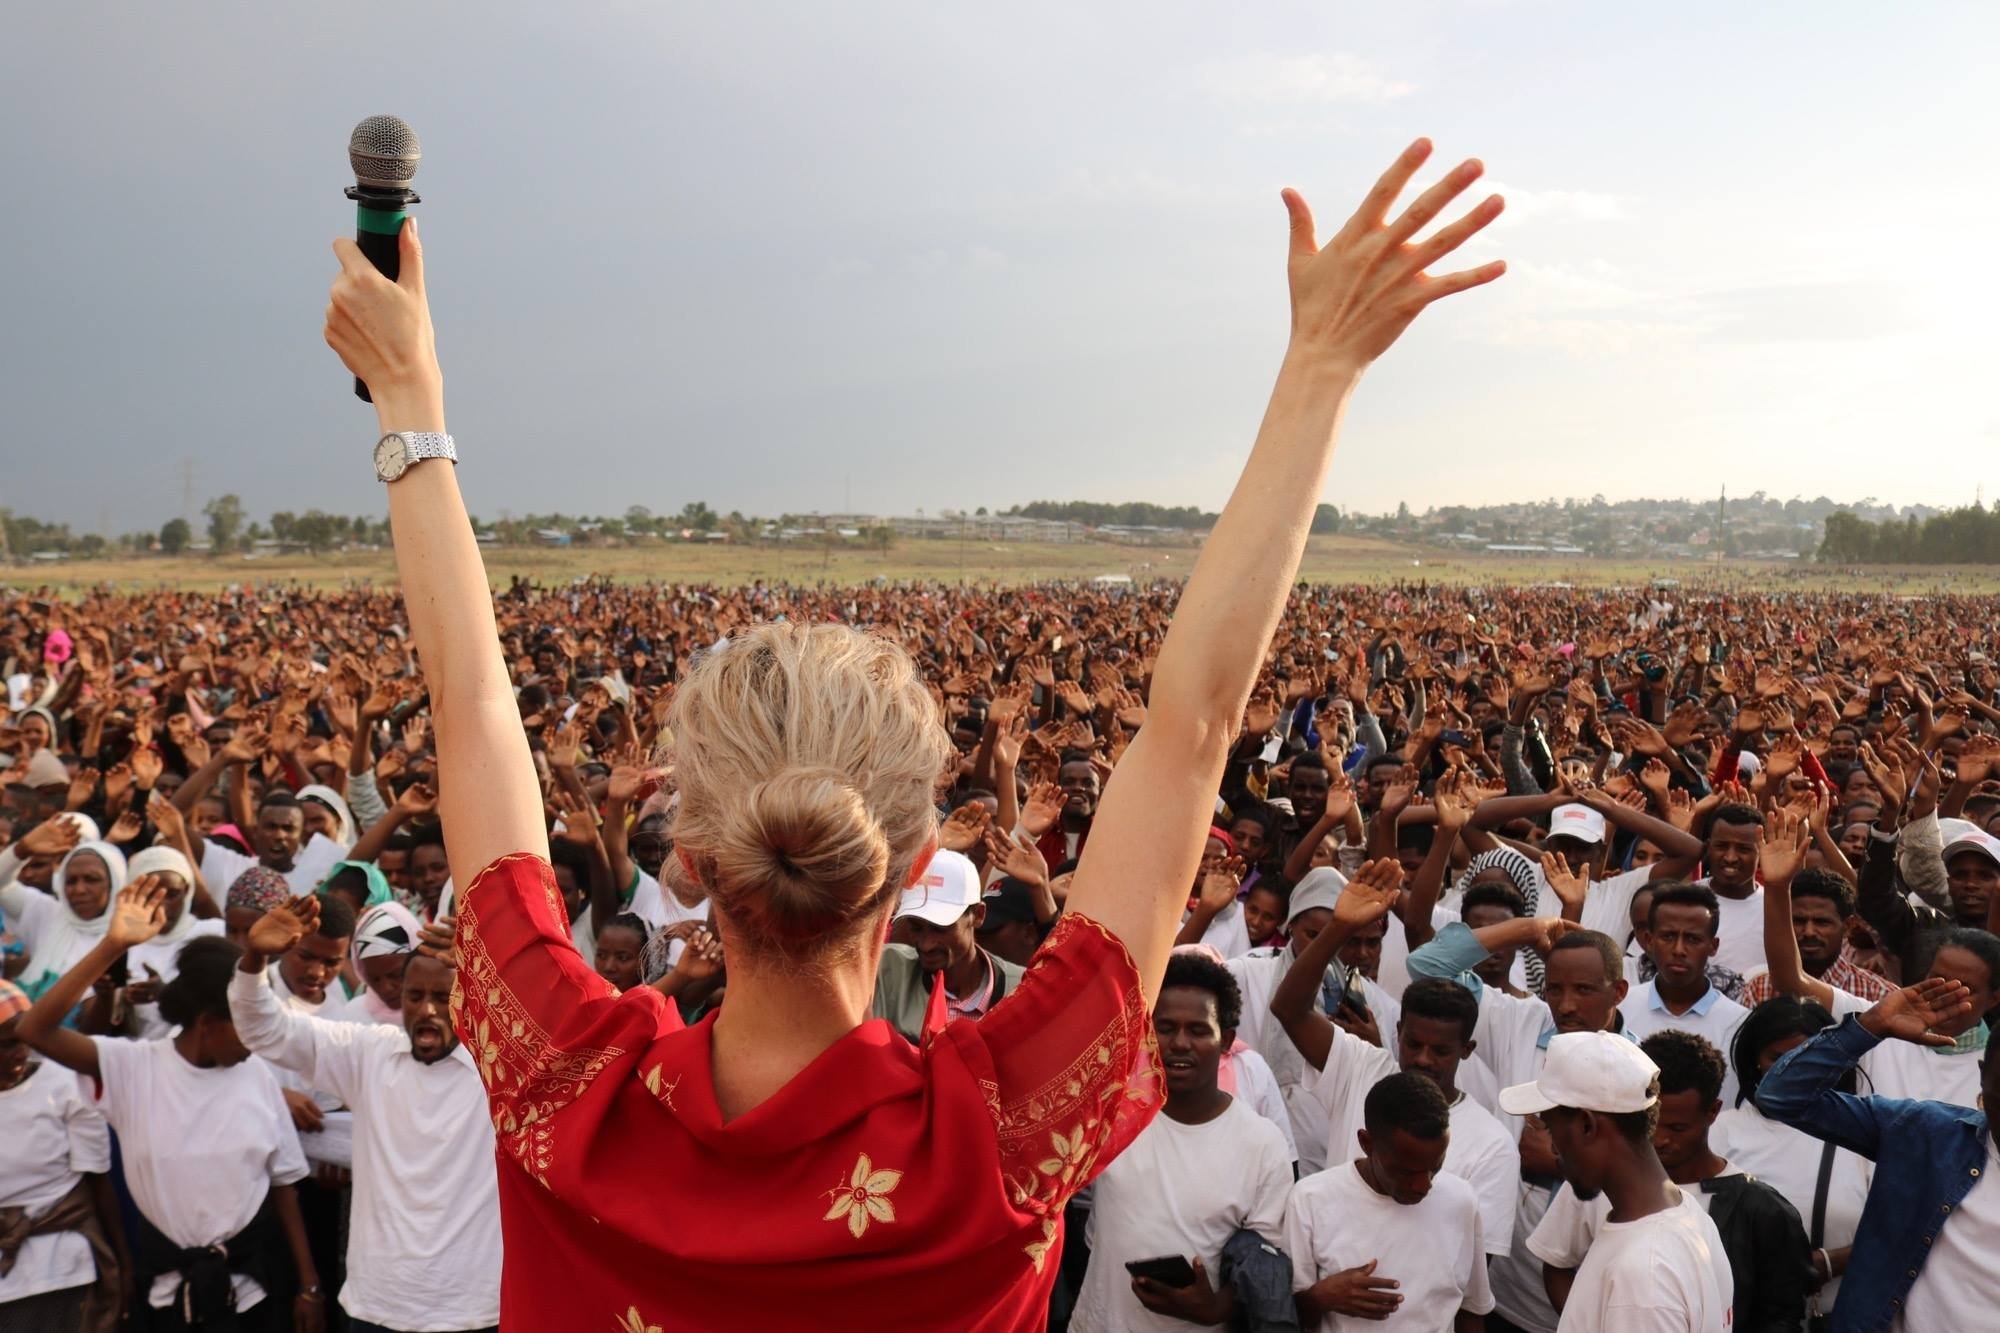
{"left": 1754, "top": 1015, "right": 1993, "bottom": 1333}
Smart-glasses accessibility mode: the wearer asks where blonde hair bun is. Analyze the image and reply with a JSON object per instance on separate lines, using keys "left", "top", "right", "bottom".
{"left": 669, "top": 622, "right": 953, "bottom": 959}
{"left": 711, "top": 767, "right": 891, "bottom": 936}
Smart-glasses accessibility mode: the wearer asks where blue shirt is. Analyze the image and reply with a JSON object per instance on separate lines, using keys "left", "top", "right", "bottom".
{"left": 1756, "top": 1015, "right": 1993, "bottom": 1332}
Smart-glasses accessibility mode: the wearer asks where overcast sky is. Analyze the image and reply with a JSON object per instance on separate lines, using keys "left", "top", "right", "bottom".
{"left": 5, "top": 2, "right": 1995, "bottom": 536}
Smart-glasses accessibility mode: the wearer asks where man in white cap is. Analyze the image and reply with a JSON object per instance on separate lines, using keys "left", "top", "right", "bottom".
{"left": 1501, "top": 1032, "right": 1733, "bottom": 1332}
{"left": 871, "top": 848, "right": 1025, "bottom": 1042}
{"left": 1468, "top": 786, "right": 1702, "bottom": 951}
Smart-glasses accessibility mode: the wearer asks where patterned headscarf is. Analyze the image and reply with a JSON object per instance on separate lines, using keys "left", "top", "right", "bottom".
{"left": 226, "top": 866, "right": 290, "bottom": 915}
{"left": 0, "top": 978, "right": 29, "bottom": 1024}
{"left": 352, "top": 901, "right": 422, "bottom": 965}
{"left": 1448, "top": 846, "right": 1549, "bottom": 994}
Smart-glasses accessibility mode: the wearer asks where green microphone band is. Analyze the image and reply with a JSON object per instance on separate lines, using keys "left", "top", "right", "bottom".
{"left": 356, "top": 206, "right": 409, "bottom": 236}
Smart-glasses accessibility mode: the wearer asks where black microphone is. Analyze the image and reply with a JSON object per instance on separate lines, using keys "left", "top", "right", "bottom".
{"left": 344, "top": 115, "right": 423, "bottom": 403}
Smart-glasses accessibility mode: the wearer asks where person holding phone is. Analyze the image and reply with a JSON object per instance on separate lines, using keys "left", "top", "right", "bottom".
{"left": 1069, "top": 950, "right": 1293, "bottom": 1330}
{"left": 321, "top": 137, "right": 1504, "bottom": 1330}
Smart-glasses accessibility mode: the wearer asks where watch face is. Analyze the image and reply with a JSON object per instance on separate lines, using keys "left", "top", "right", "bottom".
{"left": 375, "top": 434, "right": 407, "bottom": 480}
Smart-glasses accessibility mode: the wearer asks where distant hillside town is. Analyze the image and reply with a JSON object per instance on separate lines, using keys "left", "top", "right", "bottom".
{"left": 4, "top": 490, "right": 1995, "bottom": 566}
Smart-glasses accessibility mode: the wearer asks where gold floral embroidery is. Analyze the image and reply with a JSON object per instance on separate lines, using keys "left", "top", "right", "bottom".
{"left": 822, "top": 1153, "right": 903, "bottom": 1239}
{"left": 454, "top": 854, "right": 629, "bottom": 1190}
{"left": 617, "top": 1308, "right": 662, "bottom": 1333}
{"left": 642, "top": 1062, "right": 679, "bottom": 1110}
{"left": 981, "top": 913, "right": 1164, "bottom": 1222}
{"left": 1024, "top": 1217, "right": 1059, "bottom": 1272}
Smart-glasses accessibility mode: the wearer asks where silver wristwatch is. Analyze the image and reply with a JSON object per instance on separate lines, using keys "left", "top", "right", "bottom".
{"left": 373, "top": 432, "right": 457, "bottom": 482}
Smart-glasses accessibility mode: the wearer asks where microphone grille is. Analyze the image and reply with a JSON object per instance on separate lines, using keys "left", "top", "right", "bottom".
{"left": 349, "top": 115, "right": 421, "bottom": 190}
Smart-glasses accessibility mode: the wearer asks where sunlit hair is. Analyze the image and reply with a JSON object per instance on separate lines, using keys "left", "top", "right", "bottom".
{"left": 666, "top": 623, "right": 954, "bottom": 966}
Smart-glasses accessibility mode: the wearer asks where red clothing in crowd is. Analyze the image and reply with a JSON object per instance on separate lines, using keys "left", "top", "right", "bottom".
{"left": 452, "top": 853, "right": 1162, "bottom": 1332}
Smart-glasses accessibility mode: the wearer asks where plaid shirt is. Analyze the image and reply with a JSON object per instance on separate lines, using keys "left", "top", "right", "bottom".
{"left": 1740, "top": 946, "right": 1896, "bottom": 1007}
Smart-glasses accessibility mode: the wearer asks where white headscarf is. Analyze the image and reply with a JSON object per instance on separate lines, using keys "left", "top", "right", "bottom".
{"left": 296, "top": 784, "right": 357, "bottom": 847}
{"left": 21, "top": 841, "right": 129, "bottom": 995}
{"left": 127, "top": 844, "right": 203, "bottom": 948}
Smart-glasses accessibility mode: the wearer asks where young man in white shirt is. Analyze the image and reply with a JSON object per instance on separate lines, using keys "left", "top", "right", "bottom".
{"left": 1696, "top": 803, "right": 1768, "bottom": 978}
{"left": 1407, "top": 916, "right": 1631, "bottom": 1333}
{"left": 1501, "top": 1032, "right": 1733, "bottom": 1333}
{"left": 231, "top": 893, "right": 502, "bottom": 1333}
{"left": 1071, "top": 949, "right": 1292, "bottom": 1333}
{"left": 1269, "top": 859, "right": 1522, "bottom": 1259}
{"left": 177, "top": 769, "right": 346, "bottom": 898}
{"left": 1283, "top": 1070, "right": 1494, "bottom": 1331}
{"left": 1531, "top": 1031, "right": 1808, "bottom": 1331}
{"left": 1618, "top": 884, "right": 1750, "bottom": 1108}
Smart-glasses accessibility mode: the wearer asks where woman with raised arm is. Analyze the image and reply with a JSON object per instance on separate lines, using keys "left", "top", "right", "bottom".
{"left": 321, "top": 139, "right": 1503, "bottom": 1331}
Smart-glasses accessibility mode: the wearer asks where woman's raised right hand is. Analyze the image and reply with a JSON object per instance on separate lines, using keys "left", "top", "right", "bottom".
{"left": 1281, "top": 139, "right": 1506, "bottom": 372}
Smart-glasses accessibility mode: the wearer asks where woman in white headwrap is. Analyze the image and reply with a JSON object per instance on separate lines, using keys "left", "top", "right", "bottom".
{"left": 293, "top": 785, "right": 355, "bottom": 851}
{"left": 123, "top": 846, "right": 226, "bottom": 1038}
{"left": 1, "top": 840, "right": 126, "bottom": 1005}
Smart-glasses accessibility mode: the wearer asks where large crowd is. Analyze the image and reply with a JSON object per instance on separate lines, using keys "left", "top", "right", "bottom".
{"left": 4, "top": 575, "right": 1998, "bottom": 1330}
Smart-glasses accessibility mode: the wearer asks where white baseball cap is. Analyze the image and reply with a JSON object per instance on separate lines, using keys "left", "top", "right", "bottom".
{"left": 1943, "top": 827, "right": 2000, "bottom": 871}
{"left": 1548, "top": 804, "right": 1608, "bottom": 846}
{"left": 895, "top": 849, "right": 984, "bottom": 927}
{"left": 1286, "top": 866, "right": 1350, "bottom": 924}
{"left": 1499, "top": 1032, "right": 1659, "bottom": 1117}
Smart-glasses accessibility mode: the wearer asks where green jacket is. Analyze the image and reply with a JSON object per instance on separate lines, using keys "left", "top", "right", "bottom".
{"left": 871, "top": 943, "right": 1026, "bottom": 1043}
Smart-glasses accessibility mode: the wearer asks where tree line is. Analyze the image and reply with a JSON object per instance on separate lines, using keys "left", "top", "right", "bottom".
{"left": 1818, "top": 505, "right": 2000, "bottom": 565}
{"left": 1004, "top": 500, "right": 1344, "bottom": 533}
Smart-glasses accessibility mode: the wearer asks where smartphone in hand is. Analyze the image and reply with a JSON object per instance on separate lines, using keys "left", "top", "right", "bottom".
{"left": 1124, "top": 1255, "right": 1198, "bottom": 1288}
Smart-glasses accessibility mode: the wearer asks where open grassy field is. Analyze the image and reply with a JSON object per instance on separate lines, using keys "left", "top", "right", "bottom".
{"left": 12, "top": 534, "right": 2000, "bottom": 596}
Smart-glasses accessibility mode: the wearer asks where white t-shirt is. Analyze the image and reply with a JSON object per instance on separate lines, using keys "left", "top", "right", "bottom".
{"left": 1071, "top": 1098, "right": 1293, "bottom": 1333}
{"left": 129, "top": 917, "right": 228, "bottom": 1039}
{"left": 1618, "top": 980, "right": 1749, "bottom": 1108}
{"left": 88, "top": 1036, "right": 308, "bottom": 1311}
{"left": 1460, "top": 988, "right": 1563, "bottom": 1332}
{"left": 1529, "top": 1184, "right": 1734, "bottom": 1333}
{"left": 1230, "top": 947, "right": 1336, "bottom": 1174}
{"left": 1197, "top": 898, "right": 1253, "bottom": 961}
{"left": 1307, "top": 1023, "right": 1521, "bottom": 1256}
{"left": 1228, "top": 1045, "right": 1298, "bottom": 1162}
{"left": 629, "top": 868, "right": 707, "bottom": 934}
{"left": 1696, "top": 880, "right": 1767, "bottom": 979}
{"left": 1530, "top": 865, "right": 1653, "bottom": 950}
{"left": 1899, "top": 1139, "right": 2000, "bottom": 1331}
{"left": 0, "top": 1059, "right": 111, "bottom": 1303}
{"left": 1283, "top": 1159, "right": 1494, "bottom": 1332}
{"left": 1828, "top": 987, "right": 1986, "bottom": 1108}
{"left": 1712, "top": 1104, "right": 1871, "bottom": 1311}
{"left": 265, "top": 965, "right": 356, "bottom": 1134}
{"left": 1373, "top": 909, "right": 1413, "bottom": 998}
{"left": 227, "top": 970, "right": 502, "bottom": 1329}
{"left": 200, "top": 831, "right": 346, "bottom": 899}
{"left": 623, "top": 868, "right": 708, "bottom": 969}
